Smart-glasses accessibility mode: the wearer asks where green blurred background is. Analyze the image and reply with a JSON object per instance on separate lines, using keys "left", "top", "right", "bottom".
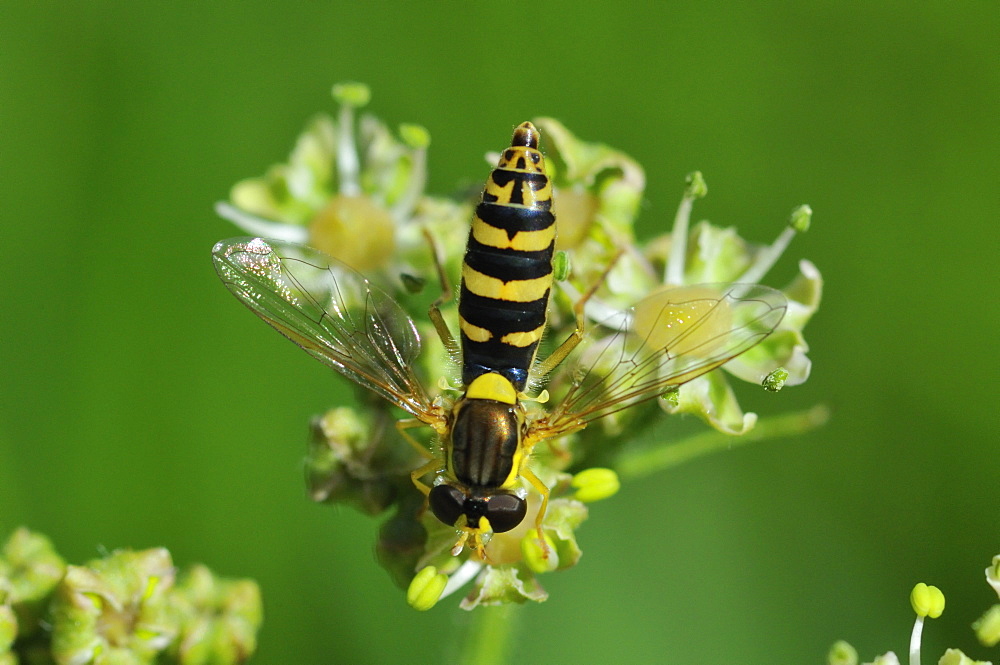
{"left": 2, "top": 2, "right": 996, "bottom": 663}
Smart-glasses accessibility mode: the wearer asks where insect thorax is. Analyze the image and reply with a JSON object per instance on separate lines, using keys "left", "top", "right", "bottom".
{"left": 447, "top": 373, "right": 526, "bottom": 489}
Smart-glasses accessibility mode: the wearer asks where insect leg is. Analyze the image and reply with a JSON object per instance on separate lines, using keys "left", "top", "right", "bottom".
{"left": 422, "top": 228, "right": 460, "bottom": 357}
{"left": 533, "top": 248, "right": 624, "bottom": 378}
{"left": 409, "top": 458, "right": 439, "bottom": 496}
{"left": 520, "top": 466, "right": 552, "bottom": 559}
{"left": 395, "top": 418, "right": 434, "bottom": 459}
{"left": 396, "top": 418, "right": 438, "bottom": 495}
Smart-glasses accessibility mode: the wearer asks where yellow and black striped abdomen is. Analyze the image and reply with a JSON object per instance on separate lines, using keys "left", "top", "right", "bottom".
{"left": 459, "top": 122, "right": 555, "bottom": 392}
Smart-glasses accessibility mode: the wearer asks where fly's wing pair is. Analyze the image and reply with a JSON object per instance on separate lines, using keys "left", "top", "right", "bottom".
{"left": 212, "top": 237, "right": 437, "bottom": 422}
{"left": 534, "top": 282, "right": 788, "bottom": 438}
{"left": 213, "top": 238, "right": 787, "bottom": 440}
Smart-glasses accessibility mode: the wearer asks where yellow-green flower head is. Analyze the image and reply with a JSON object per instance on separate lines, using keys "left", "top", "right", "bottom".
{"left": 166, "top": 564, "right": 263, "bottom": 664}
{"left": 0, "top": 527, "right": 66, "bottom": 639}
{"left": 530, "top": 117, "right": 645, "bottom": 254}
{"left": 659, "top": 198, "right": 819, "bottom": 433}
{"left": 217, "top": 82, "right": 433, "bottom": 274}
{"left": 566, "top": 171, "right": 821, "bottom": 435}
{"left": 50, "top": 548, "right": 178, "bottom": 665}
{"left": 305, "top": 406, "right": 423, "bottom": 517}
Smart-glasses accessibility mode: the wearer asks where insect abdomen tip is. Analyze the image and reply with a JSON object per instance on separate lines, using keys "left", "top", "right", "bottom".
{"left": 511, "top": 121, "right": 539, "bottom": 149}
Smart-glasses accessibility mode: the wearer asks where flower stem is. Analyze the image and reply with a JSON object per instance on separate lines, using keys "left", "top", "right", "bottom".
{"left": 454, "top": 604, "right": 519, "bottom": 665}
{"left": 616, "top": 404, "right": 830, "bottom": 480}
{"left": 909, "top": 616, "right": 924, "bottom": 665}
{"left": 392, "top": 126, "right": 430, "bottom": 221}
{"left": 665, "top": 194, "right": 693, "bottom": 286}
{"left": 737, "top": 226, "right": 796, "bottom": 285}
{"left": 336, "top": 103, "right": 361, "bottom": 196}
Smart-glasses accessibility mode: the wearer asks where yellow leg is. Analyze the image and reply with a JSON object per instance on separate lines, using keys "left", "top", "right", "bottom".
{"left": 422, "top": 228, "right": 460, "bottom": 358}
{"left": 409, "top": 458, "right": 439, "bottom": 496}
{"left": 395, "top": 418, "right": 434, "bottom": 459}
{"left": 520, "top": 466, "right": 552, "bottom": 559}
{"left": 396, "top": 418, "right": 438, "bottom": 495}
{"left": 533, "top": 249, "right": 624, "bottom": 379}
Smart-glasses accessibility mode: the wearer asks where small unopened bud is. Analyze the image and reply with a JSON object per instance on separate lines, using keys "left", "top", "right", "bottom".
{"left": 685, "top": 171, "right": 707, "bottom": 199}
{"left": 553, "top": 251, "right": 571, "bottom": 281}
{"left": 331, "top": 82, "right": 371, "bottom": 107}
{"left": 973, "top": 604, "right": 1000, "bottom": 647}
{"left": 571, "top": 468, "right": 620, "bottom": 503}
{"left": 399, "top": 124, "right": 430, "bottom": 150}
{"left": 789, "top": 204, "right": 812, "bottom": 232}
{"left": 407, "top": 566, "right": 447, "bottom": 611}
{"left": 827, "top": 640, "right": 858, "bottom": 665}
{"left": 910, "top": 582, "right": 945, "bottom": 618}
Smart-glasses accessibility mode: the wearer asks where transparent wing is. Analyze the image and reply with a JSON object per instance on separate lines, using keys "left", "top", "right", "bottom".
{"left": 535, "top": 283, "right": 787, "bottom": 436}
{"left": 212, "top": 237, "right": 436, "bottom": 421}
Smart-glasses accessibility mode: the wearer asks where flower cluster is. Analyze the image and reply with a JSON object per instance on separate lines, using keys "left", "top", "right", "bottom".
{"left": 218, "top": 83, "right": 823, "bottom": 609}
{"left": 829, "top": 558, "right": 1000, "bottom": 665}
{"left": 0, "top": 527, "right": 261, "bottom": 665}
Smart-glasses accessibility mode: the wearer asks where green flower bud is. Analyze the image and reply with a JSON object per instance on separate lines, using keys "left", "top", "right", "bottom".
{"left": 827, "top": 640, "right": 858, "bottom": 665}
{"left": 685, "top": 170, "right": 708, "bottom": 199}
{"left": 169, "top": 565, "right": 262, "bottom": 665}
{"left": 973, "top": 604, "right": 1000, "bottom": 647}
{"left": 789, "top": 204, "right": 812, "bottom": 232}
{"left": 552, "top": 251, "right": 571, "bottom": 282}
{"left": 399, "top": 124, "right": 430, "bottom": 150}
{"left": 0, "top": 528, "right": 66, "bottom": 639}
{"left": 305, "top": 407, "right": 401, "bottom": 516}
{"left": 50, "top": 548, "right": 177, "bottom": 665}
{"left": 570, "top": 468, "right": 620, "bottom": 503}
{"left": 910, "top": 582, "right": 945, "bottom": 618}
{"left": 331, "top": 82, "right": 371, "bottom": 108}
{"left": 406, "top": 567, "right": 447, "bottom": 611}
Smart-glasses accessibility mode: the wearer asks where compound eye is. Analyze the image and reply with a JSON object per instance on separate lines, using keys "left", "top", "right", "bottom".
{"left": 485, "top": 493, "right": 527, "bottom": 533}
{"left": 429, "top": 484, "right": 466, "bottom": 527}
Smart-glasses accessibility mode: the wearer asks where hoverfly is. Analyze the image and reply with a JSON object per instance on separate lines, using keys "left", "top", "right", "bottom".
{"left": 213, "top": 122, "right": 787, "bottom": 559}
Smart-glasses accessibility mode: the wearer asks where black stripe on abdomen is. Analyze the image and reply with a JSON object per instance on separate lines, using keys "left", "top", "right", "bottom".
{"left": 463, "top": 234, "right": 554, "bottom": 281}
